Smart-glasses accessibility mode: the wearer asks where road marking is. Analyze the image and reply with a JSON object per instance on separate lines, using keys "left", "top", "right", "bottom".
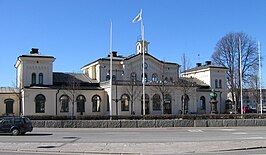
{"left": 188, "top": 129, "right": 203, "bottom": 132}
{"left": 104, "top": 132, "right": 140, "bottom": 135}
{"left": 219, "top": 129, "right": 237, "bottom": 131}
{"left": 240, "top": 137, "right": 264, "bottom": 140}
{"left": 232, "top": 132, "right": 247, "bottom": 135}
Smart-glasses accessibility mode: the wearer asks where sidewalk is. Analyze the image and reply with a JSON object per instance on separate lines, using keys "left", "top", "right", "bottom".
{"left": 0, "top": 140, "right": 266, "bottom": 154}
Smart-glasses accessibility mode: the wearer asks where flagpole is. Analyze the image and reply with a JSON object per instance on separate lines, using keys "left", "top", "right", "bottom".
{"left": 132, "top": 9, "right": 145, "bottom": 115}
{"left": 258, "top": 41, "right": 263, "bottom": 114}
{"left": 239, "top": 37, "right": 243, "bottom": 114}
{"left": 142, "top": 19, "right": 145, "bottom": 116}
{"left": 109, "top": 20, "right": 113, "bottom": 118}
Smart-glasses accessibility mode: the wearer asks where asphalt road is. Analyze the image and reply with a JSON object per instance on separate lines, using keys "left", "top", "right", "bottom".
{"left": 1, "top": 127, "right": 266, "bottom": 154}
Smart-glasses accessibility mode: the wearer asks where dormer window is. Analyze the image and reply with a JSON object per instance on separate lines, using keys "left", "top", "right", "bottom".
{"left": 31, "top": 73, "right": 36, "bottom": 85}
{"left": 39, "top": 73, "right": 43, "bottom": 85}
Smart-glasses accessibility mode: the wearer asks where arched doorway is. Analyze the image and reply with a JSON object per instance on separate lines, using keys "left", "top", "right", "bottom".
{"left": 92, "top": 95, "right": 101, "bottom": 112}
{"left": 164, "top": 94, "right": 172, "bottom": 114}
{"left": 141, "top": 94, "right": 150, "bottom": 115}
{"left": 77, "top": 95, "right": 86, "bottom": 115}
{"left": 121, "top": 94, "right": 130, "bottom": 111}
{"left": 225, "top": 99, "right": 234, "bottom": 114}
{"left": 35, "top": 94, "right": 46, "bottom": 113}
{"left": 200, "top": 96, "right": 206, "bottom": 113}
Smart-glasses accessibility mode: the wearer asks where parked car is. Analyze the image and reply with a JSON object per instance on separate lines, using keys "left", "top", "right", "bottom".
{"left": 245, "top": 105, "right": 257, "bottom": 113}
{"left": 0, "top": 116, "right": 33, "bottom": 135}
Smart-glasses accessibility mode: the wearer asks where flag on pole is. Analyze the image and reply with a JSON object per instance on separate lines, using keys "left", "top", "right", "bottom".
{"left": 132, "top": 9, "right": 142, "bottom": 23}
{"left": 132, "top": 9, "right": 145, "bottom": 115}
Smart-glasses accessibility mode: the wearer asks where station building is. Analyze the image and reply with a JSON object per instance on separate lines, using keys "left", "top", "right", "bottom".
{"left": 0, "top": 41, "right": 228, "bottom": 116}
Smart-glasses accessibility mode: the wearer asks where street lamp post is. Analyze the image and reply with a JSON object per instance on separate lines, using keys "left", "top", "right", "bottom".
{"left": 112, "top": 69, "right": 124, "bottom": 116}
{"left": 130, "top": 79, "right": 136, "bottom": 115}
{"left": 114, "top": 76, "right": 119, "bottom": 116}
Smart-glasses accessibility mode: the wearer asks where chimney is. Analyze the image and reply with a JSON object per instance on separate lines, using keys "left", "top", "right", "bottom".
{"left": 112, "top": 51, "right": 117, "bottom": 57}
{"left": 205, "top": 61, "right": 211, "bottom": 65}
{"left": 196, "top": 63, "right": 202, "bottom": 67}
{"left": 30, "top": 48, "right": 39, "bottom": 54}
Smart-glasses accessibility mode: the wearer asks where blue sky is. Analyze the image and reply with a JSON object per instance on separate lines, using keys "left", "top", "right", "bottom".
{"left": 0, "top": 0, "right": 265, "bottom": 87}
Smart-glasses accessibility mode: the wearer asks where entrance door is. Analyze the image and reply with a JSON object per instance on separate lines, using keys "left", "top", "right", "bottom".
{"left": 163, "top": 94, "right": 172, "bottom": 114}
{"left": 4, "top": 99, "right": 14, "bottom": 115}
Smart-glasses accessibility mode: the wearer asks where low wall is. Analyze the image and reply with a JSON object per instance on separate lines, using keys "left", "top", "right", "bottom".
{"left": 31, "top": 119, "right": 266, "bottom": 128}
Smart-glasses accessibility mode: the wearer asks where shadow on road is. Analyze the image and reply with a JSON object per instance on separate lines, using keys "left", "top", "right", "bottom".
{"left": 0, "top": 133, "right": 53, "bottom": 136}
{"left": 37, "top": 145, "right": 57, "bottom": 148}
{"left": 22, "top": 133, "right": 53, "bottom": 136}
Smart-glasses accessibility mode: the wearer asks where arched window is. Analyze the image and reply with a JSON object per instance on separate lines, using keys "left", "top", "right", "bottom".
{"left": 106, "top": 75, "right": 110, "bottom": 81}
{"left": 32, "top": 73, "right": 36, "bottom": 85}
{"left": 35, "top": 94, "right": 46, "bottom": 113}
{"left": 39, "top": 73, "right": 43, "bottom": 85}
{"left": 170, "top": 77, "right": 173, "bottom": 82}
{"left": 4, "top": 99, "right": 14, "bottom": 114}
{"left": 152, "top": 94, "right": 161, "bottom": 111}
{"left": 152, "top": 73, "right": 158, "bottom": 82}
{"left": 181, "top": 94, "right": 189, "bottom": 114}
{"left": 165, "top": 77, "right": 168, "bottom": 82}
{"left": 130, "top": 72, "right": 137, "bottom": 81}
{"left": 112, "top": 75, "right": 116, "bottom": 81}
{"left": 219, "top": 79, "right": 222, "bottom": 88}
{"left": 225, "top": 99, "right": 233, "bottom": 110}
{"left": 121, "top": 94, "right": 130, "bottom": 111}
{"left": 141, "top": 73, "right": 148, "bottom": 83}
{"left": 77, "top": 95, "right": 86, "bottom": 113}
{"left": 60, "top": 95, "right": 69, "bottom": 112}
{"left": 200, "top": 96, "right": 206, "bottom": 110}
{"left": 215, "top": 79, "right": 218, "bottom": 88}
{"left": 92, "top": 95, "right": 101, "bottom": 112}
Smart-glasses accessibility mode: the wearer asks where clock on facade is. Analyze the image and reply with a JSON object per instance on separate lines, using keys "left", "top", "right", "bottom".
{"left": 143, "top": 62, "right": 148, "bottom": 69}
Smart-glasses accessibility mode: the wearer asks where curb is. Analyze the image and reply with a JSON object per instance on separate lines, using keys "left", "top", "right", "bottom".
{"left": 0, "top": 148, "right": 140, "bottom": 155}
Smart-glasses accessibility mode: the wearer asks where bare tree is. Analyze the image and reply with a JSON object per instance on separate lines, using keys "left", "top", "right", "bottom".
{"left": 62, "top": 74, "right": 81, "bottom": 119}
{"left": 151, "top": 80, "right": 174, "bottom": 114}
{"left": 11, "top": 82, "right": 23, "bottom": 116}
{"left": 124, "top": 80, "right": 142, "bottom": 115}
{"left": 180, "top": 53, "right": 191, "bottom": 73}
{"left": 174, "top": 77, "right": 196, "bottom": 114}
{"left": 211, "top": 32, "right": 259, "bottom": 113}
{"left": 247, "top": 64, "right": 260, "bottom": 112}
{"left": 178, "top": 53, "right": 195, "bottom": 114}
{"left": 151, "top": 62, "right": 175, "bottom": 114}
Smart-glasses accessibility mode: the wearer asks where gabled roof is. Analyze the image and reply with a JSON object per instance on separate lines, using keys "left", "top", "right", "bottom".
{"left": 25, "top": 72, "right": 102, "bottom": 90}
{"left": 182, "top": 64, "right": 228, "bottom": 73}
{"left": 26, "top": 85, "right": 102, "bottom": 90}
{"left": 81, "top": 55, "right": 125, "bottom": 69}
{"left": 124, "top": 53, "right": 179, "bottom": 65}
{"left": 53, "top": 72, "right": 98, "bottom": 84}
{"left": 179, "top": 77, "right": 209, "bottom": 88}
{"left": 82, "top": 52, "right": 179, "bottom": 70}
